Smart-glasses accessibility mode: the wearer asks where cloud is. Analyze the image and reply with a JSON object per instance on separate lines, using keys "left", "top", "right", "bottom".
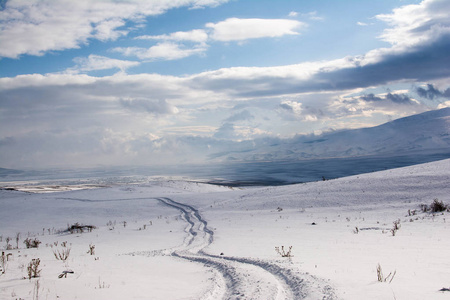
{"left": 416, "top": 84, "right": 450, "bottom": 100}
{"left": 0, "top": 0, "right": 229, "bottom": 58}
{"left": 277, "top": 100, "right": 322, "bottom": 121}
{"left": 288, "top": 11, "right": 298, "bottom": 17}
{"left": 206, "top": 18, "right": 305, "bottom": 41}
{"left": 119, "top": 98, "right": 179, "bottom": 115}
{"left": 279, "top": 100, "right": 303, "bottom": 114}
{"left": 357, "top": 22, "right": 369, "bottom": 26}
{"left": 376, "top": 0, "right": 450, "bottom": 48}
{"left": 213, "top": 123, "right": 268, "bottom": 141}
{"left": 360, "top": 92, "right": 414, "bottom": 104}
{"left": 189, "top": 28, "right": 450, "bottom": 98}
{"left": 135, "top": 29, "right": 208, "bottom": 43}
{"left": 302, "top": 11, "right": 324, "bottom": 21}
{"left": 70, "top": 55, "right": 140, "bottom": 73}
{"left": 224, "top": 110, "right": 254, "bottom": 122}
{"left": 113, "top": 42, "right": 208, "bottom": 61}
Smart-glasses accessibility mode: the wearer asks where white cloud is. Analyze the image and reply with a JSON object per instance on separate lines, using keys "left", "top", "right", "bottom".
{"left": 213, "top": 123, "right": 269, "bottom": 141}
{"left": 302, "top": 11, "right": 324, "bottom": 21}
{"left": 277, "top": 100, "right": 322, "bottom": 122}
{"left": 357, "top": 22, "right": 369, "bottom": 26}
{"left": 70, "top": 55, "right": 140, "bottom": 73}
{"left": 113, "top": 42, "right": 208, "bottom": 61}
{"left": 437, "top": 101, "right": 450, "bottom": 109}
{"left": 135, "top": 29, "right": 208, "bottom": 43}
{"left": 288, "top": 11, "right": 298, "bottom": 17}
{"left": 0, "top": 0, "right": 229, "bottom": 58}
{"left": 120, "top": 98, "right": 179, "bottom": 115}
{"left": 206, "top": 18, "right": 305, "bottom": 41}
{"left": 376, "top": 0, "right": 450, "bottom": 48}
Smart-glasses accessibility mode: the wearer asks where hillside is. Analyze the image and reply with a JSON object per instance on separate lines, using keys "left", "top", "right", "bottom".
{"left": 211, "top": 107, "right": 450, "bottom": 161}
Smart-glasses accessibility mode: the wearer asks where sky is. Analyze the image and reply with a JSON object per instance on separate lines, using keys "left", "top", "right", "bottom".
{"left": 1, "top": 0, "right": 450, "bottom": 169}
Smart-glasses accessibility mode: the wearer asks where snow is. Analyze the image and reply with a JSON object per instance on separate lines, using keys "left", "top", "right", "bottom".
{"left": 211, "top": 107, "right": 450, "bottom": 162}
{"left": 1, "top": 159, "right": 450, "bottom": 299}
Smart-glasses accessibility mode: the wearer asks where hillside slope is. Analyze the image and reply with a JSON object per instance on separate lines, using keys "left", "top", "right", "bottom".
{"left": 211, "top": 107, "right": 450, "bottom": 161}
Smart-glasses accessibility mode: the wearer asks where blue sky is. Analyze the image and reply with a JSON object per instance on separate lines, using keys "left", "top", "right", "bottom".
{"left": 1, "top": 0, "right": 450, "bottom": 169}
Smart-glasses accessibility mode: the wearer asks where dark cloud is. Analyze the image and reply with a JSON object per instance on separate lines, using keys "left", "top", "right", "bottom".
{"left": 360, "top": 93, "right": 413, "bottom": 104}
{"left": 416, "top": 84, "right": 450, "bottom": 100}
{"left": 192, "top": 34, "right": 450, "bottom": 98}
{"left": 360, "top": 94, "right": 383, "bottom": 102}
{"left": 314, "top": 36, "right": 450, "bottom": 93}
{"left": 386, "top": 93, "right": 413, "bottom": 104}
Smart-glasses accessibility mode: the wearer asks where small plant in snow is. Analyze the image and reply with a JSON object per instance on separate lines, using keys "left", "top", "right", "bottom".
{"left": 430, "top": 199, "right": 447, "bottom": 213}
{"left": 53, "top": 247, "right": 71, "bottom": 261}
{"left": 275, "top": 246, "right": 293, "bottom": 258}
{"left": 24, "top": 238, "right": 41, "bottom": 249}
{"left": 97, "top": 278, "right": 110, "bottom": 289}
{"left": 390, "top": 219, "right": 401, "bottom": 236}
{"left": 87, "top": 244, "right": 95, "bottom": 255}
{"left": 15, "top": 233, "right": 20, "bottom": 249}
{"left": 376, "top": 263, "right": 396, "bottom": 283}
{"left": 1, "top": 251, "right": 7, "bottom": 274}
{"left": 68, "top": 223, "right": 96, "bottom": 234}
{"left": 407, "top": 209, "right": 417, "bottom": 216}
{"left": 420, "top": 199, "right": 448, "bottom": 213}
{"left": 27, "top": 258, "right": 41, "bottom": 279}
{"left": 5, "top": 237, "right": 13, "bottom": 250}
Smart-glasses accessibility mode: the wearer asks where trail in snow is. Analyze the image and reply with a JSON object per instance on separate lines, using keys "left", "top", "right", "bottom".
{"left": 56, "top": 195, "right": 336, "bottom": 299}
{"left": 156, "top": 197, "right": 336, "bottom": 300}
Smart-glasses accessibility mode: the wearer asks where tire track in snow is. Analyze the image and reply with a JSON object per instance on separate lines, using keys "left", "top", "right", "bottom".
{"left": 57, "top": 195, "right": 335, "bottom": 299}
{"left": 157, "top": 197, "right": 336, "bottom": 300}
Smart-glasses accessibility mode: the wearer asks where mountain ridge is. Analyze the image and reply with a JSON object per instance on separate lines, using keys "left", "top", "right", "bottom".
{"left": 210, "top": 107, "right": 450, "bottom": 162}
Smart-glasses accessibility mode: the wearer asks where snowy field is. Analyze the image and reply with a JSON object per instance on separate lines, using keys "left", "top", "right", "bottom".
{"left": 0, "top": 159, "right": 449, "bottom": 299}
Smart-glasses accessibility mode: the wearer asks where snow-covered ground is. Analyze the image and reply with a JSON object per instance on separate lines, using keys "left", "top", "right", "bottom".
{"left": 0, "top": 159, "right": 449, "bottom": 299}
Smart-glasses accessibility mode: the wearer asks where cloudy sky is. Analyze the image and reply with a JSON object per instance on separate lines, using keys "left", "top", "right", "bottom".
{"left": 1, "top": 0, "right": 450, "bottom": 169}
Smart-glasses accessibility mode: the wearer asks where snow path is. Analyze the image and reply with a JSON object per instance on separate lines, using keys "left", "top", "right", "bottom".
{"left": 54, "top": 195, "right": 336, "bottom": 299}
{"left": 156, "top": 197, "right": 336, "bottom": 300}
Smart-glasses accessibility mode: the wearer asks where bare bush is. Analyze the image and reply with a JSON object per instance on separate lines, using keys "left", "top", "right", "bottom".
{"left": 420, "top": 199, "right": 448, "bottom": 213}
{"left": 24, "top": 238, "right": 41, "bottom": 249}
{"left": 1, "top": 252, "right": 6, "bottom": 274}
{"left": 376, "top": 263, "right": 396, "bottom": 283}
{"left": 87, "top": 244, "right": 95, "bottom": 255}
{"left": 67, "top": 223, "right": 96, "bottom": 234}
{"left": 390, "top": 219, "right": 401, "bottom": 236}
{"left": 430, "top": 199, "right": 447, "bottom": 213}
{"left": 27, "top": 258, "right": 41, "bottom": 279}
{"left": 15, "top": 233, "right": 20, "bottom": 249}
{"left": 275, "top": 246, "right": 293, "bottom": 258}
{"left": 53, "top": 247, "right": 71, "bottom": 261}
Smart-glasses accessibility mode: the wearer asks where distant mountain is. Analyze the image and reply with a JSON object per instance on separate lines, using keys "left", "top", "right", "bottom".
{"left": 211, "top": 107, "right": 450, "bottom": 162}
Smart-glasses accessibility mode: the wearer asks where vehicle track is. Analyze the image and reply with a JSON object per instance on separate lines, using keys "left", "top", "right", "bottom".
{"left": 58, "top": 195, "right": 336, "bottom": 299}
{"left": 156, "top": 197, "right": 336, "bottom": 300}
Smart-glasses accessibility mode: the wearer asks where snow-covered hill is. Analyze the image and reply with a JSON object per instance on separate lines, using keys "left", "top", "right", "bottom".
{"left": 211, "top": 107, "right": 450, "bottom": 161}
{"left": 0, "top": 159, "right": 449, "bottom": 299}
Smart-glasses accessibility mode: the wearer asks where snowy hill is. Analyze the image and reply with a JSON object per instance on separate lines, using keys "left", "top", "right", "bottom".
{"left": 0, "top": 159, "right": 449, "bottom": 299}
{"left": 211, "top": 107, "right": 450, "bottom": 161}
